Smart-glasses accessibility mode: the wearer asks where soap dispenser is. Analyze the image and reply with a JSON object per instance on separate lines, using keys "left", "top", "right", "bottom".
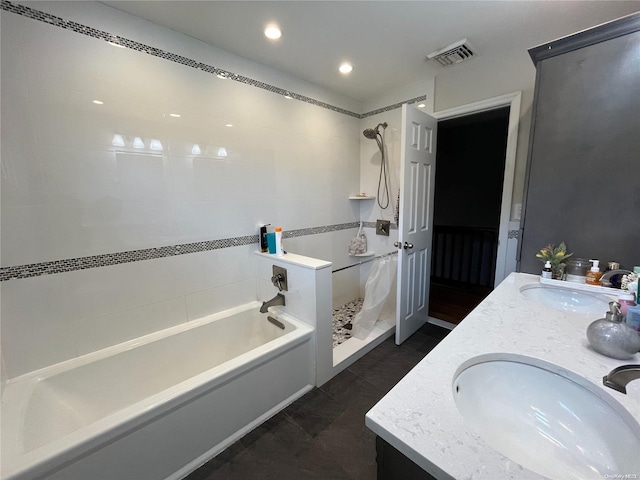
{"left": 586, "top": 301, "right": 640, "bottom": 359}
{"left": 585, "top": 259, "right": 603, "bottom": 285}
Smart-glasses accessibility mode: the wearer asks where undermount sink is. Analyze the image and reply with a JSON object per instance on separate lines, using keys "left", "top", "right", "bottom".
{"left": 453, "top": 355, "right": 640, "bottom": 479}
{"left": 520, "top": 283, "right": 611, "bottom": 314}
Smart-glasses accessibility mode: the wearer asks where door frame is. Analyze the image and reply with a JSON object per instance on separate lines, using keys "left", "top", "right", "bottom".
{"left": 432, "top": 91, "right": 521, "bottom": 287}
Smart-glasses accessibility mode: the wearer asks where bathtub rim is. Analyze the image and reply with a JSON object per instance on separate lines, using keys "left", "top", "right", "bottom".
{"left": 1, "top": 302, "right": 314, "bottom": 480}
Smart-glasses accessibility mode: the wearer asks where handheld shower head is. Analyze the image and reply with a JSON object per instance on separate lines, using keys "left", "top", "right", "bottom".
{"left": 362, "top": 121, "right": 390, "bottom": 211}
{"left": 362, "top": 122, "right": 388, "bottom": 139}
{"left": 363, "top": 128, "right": 378, "bottom": 139}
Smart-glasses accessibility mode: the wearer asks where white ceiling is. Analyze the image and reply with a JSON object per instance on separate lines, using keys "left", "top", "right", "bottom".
{"left": 102, "top": 1, "right": 640, "bottom": 102}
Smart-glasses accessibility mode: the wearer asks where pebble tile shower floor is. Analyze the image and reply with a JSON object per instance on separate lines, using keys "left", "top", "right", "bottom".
{"left": 332, "top": 298, "right": 364, "bottom": 347}
{"left": 186, "top": 322, "right": 450, "bottom": 480}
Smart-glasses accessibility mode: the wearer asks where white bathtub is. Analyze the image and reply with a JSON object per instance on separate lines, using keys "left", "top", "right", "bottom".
{"left": 1, "top": 302, "right": 314, "bottom": 480}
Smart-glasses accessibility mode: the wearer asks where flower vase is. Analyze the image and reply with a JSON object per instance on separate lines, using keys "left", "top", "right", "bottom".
{"left": 552, "top": 264, "right": 565, "bottom": 280}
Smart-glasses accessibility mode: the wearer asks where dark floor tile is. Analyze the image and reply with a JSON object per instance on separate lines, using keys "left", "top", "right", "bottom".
{"left": 208, "top": 425, "right": 355, "bottom": 480}
{"left": 284, "top": 388, "right": 347, "bottom": 438}
{"left": 239, "top": 411, "right": 291, "bottom": 448}
{"left": 186, "top": 441, "right": 246, "bottom": 480}
{"left": 319, "top": 368, "right": 386, "bottom": 410}
{"left": 313, "top": 422, "right": 377, "bottom": 480}
{"left": 242, "top": 412, "right": 312, "bottom": 458}
{"left": 353, "top": 360, "right": 416, "bottom": 392}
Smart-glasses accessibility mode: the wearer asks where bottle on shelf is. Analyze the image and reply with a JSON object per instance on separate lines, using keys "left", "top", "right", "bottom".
{"left": 275, "top": 227, "right": 284, "bottom": 257}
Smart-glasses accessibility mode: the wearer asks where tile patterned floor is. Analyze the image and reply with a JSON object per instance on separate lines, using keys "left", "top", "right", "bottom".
{"left": 185, "top": 322, "right": 450, "bottom": 480}
{"left": 332, "top": 298, "right": 364, "bottom": 347}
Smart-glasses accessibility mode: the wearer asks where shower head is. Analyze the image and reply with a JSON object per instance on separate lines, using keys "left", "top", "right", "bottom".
{"left": 363, "top": 128, "right": 378, "bottom": 139}
{"left": 362, "top": 122, "right": 388, "bottom": 139}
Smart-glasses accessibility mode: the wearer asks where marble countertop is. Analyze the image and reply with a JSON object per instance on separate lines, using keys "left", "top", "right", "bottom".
{"left": 365, "top": 272, "right": 640, "bottom": 480}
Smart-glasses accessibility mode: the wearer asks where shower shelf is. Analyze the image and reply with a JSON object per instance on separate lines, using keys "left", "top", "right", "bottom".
{"left": 349, "top": 251, "right": 375, "bottom": 257}
{"left": 349, "top": 195, "right": 375, "bottom": 200}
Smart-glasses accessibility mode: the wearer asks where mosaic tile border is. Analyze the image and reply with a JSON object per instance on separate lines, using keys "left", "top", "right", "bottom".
{"left": 1, "top": 1, "right": 425, "bottom": 119}
{"left": 362, "top": 95, "right": 427, "bottom": 118}
{"left": 508, "top": 229, "right": 520, "bottom": 239}
{"left": 0, "top": 223, "right": 368, "bottom": 281}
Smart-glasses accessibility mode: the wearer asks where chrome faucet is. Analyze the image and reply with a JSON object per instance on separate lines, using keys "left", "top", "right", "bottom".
{"left": 603, "top": 365, "right": 640, "bottom": 394}
{"left": 599, "top": 269, "right": 633, "bottom": 288}
{"left": 260, "top": 293, "right": 285, "bottom": 313}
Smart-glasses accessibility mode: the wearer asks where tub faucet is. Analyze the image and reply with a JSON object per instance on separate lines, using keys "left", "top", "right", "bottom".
{"left": 260, "top": 293, "right": 285, "bottom": 313}
{"left": 603, "top": 364, "right": 640, "bottom": 394}
{"left": 599, "top": 269, "right": 633, "bottom": 288}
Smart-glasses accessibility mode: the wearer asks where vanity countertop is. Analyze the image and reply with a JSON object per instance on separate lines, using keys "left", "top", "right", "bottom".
{"left": 365, "top": 272, "right": 640, "bottom": 479}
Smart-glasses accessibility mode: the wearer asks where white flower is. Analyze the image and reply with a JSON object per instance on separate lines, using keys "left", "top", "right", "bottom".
{"left": 621, "top": 272, "right": 638, "bottom": 291}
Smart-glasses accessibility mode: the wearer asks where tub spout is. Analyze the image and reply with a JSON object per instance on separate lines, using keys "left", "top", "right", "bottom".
{"left": 260, "top": 293, "right": 285, "bottom": 313}
{"left": 603, "top": 364, "right": 640, "bottom": 394}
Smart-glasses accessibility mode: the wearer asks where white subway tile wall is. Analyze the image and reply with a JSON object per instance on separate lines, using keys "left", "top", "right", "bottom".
{"left": 0, "top": 2, "right": 422, "bottom": 378}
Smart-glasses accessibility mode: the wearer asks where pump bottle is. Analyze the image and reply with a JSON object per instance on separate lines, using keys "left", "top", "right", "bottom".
{"left": 586, "top": 259, "right": 603, "bottom": 285}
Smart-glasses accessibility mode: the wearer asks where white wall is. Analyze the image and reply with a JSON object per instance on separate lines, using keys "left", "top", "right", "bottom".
{"left": 0, "top": 2, "right": 361, "bottom": 378}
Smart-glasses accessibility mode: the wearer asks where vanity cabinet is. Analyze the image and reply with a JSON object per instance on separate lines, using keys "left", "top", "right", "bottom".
{"left": 375, "top": 437, "right": 436, "bottom": 480}
{"left": 518, "top": 13, "right": 640, "bottom": 274}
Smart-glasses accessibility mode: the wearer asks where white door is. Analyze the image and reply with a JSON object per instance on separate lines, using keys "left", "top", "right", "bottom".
{"left": 395, "top": 104, "right": 437, "bottom": 344}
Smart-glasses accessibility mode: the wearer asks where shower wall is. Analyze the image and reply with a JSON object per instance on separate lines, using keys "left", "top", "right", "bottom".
{"left": 0, "top": 1, "right": 433, "bottom": 380}
{"left": 0, "top": 2, "right": 362, "bottom": 379}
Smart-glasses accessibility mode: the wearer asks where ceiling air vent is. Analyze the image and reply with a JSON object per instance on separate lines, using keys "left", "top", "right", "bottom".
{"left": 427, "top": 39, "right": 475, "bottom": 67}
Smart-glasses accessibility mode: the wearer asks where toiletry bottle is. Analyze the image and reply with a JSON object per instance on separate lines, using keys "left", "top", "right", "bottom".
{"left": 585, "top": 259, "right": 603, "bottom": 285}
{"left": 586, "top": 301, "right": 640, "bottom": 359}
{"left": 542, "top": 261, "right": 553, "bottom": 279}
{"left": 618, "top": 292, "right": 636, "bottom": 318}
{"left": 260, "top": 224, "right": 270, "bottom": 253}
{"left": 626, "top": 305, "right": 640, "bottom": 332}
{"left": 275, "top": 227, "right": 284, "bottom": 257}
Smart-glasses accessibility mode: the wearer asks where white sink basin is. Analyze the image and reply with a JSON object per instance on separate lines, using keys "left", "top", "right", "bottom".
{"left": 453, "top": 355, "right": 640, "bottom": 479}
{"left": 520, "top": 284, "right": 611, "bottom": 314}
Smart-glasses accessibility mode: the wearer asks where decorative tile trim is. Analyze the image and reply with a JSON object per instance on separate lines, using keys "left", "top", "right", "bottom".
{"left": 0, "top": 223, "right": 365, "bottom": 281}
{"left": 508, "top": 229, "right": 520, "bottom": 239}
{"left": 0, "top": 1, "right": 425, "bottom": 119}
{"left": 361, "top": 95, "right": 427, "bottom": 118}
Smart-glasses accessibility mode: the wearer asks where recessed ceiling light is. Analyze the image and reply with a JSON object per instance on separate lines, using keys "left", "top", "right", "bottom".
{"left": 339, "top": 63, "right": 353, "bottom": 74}
{"left": 417, "top": 103, "right": 426, "bottom": 108}
{"left": 169, "top": 113, "right": 181, "bottom": 118}
{"left": 225, "top": 124, "right": 233, "bottom": 128}
{"left": 264, "top": 25, "right": 282, "bottom": 40}
{"left": 92, "top": 100, "right": 104, "bottom": 105}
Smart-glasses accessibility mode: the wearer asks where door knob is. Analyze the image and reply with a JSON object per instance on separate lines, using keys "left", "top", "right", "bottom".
{"left": 394, "top": 241, "right": 401, "bottom": 248}
{"left": 404, "top": 242, "right": 413, "bottom": 250}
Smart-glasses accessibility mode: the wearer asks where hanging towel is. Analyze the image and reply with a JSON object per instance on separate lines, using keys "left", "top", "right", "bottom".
{"left": 351, "top": 254, "right": 398, "bottom": 340}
